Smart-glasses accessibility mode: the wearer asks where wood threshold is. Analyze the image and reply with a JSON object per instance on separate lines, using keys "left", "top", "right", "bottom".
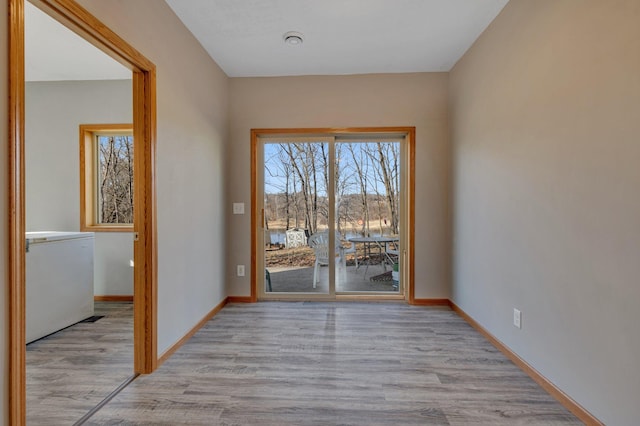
{"left": 94, "top": 295, "right": 134, "bottom": 302}
{"left": 449, "top": 301, "right": 604, "bottom": 425}
{"left": 258, "top": 295, "right": 405, "bottom": 302}
{"left": 157, "top": 298, "right": 229, "bottom": 366}
{"left": 335, "top": 294, "right": 405, "bottom": 301}
{"left": 259, "top": 295, "right": 342, "bottom": 302}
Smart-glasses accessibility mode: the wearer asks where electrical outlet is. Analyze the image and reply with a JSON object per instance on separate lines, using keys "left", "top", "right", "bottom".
{"left": 513, "top": 308, "right": 521, "bottom": 329}
{"left": 237, "top": 264, "right": 245, "bottom": 277}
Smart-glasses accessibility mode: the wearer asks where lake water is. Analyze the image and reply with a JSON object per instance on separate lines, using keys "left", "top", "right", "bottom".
{"left": 266, "top": 230, "right": 385, "bottom": 245}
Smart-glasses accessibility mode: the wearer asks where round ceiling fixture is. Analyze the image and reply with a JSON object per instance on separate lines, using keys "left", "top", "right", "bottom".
{"left": 283, "top": 31, "right": 304, "bottom": 45}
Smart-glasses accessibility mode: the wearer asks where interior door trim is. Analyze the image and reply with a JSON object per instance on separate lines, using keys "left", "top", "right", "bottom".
{"left": 8, "top": 0, "right": 158, "bottom": 423}
{"left": 250, "top": 127, "right": 415, "bottom": 303}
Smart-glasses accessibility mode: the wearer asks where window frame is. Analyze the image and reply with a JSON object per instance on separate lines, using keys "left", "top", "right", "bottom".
{"left": 251, "top": 127, "right": 415, "bottom": 303}
{"left": 80, "top": 123, "right": 135, "bottom": 232}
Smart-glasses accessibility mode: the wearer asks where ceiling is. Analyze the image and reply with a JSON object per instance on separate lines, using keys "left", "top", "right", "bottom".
{"left": 165, "top": 0, "right": 510, "bottom": 77}
{"left": 25, "top": 1, "right": 130, "bottom": 82}
{"left": 25, "top": 0, "right": 509, "bottom": 81}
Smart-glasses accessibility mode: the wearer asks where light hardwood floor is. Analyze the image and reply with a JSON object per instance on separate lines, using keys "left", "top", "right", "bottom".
{"left": 26, "top": 302, "right": 134, "bottom": 425}
{"left": 84, "top": 302, "right": 580, "bottom": 425}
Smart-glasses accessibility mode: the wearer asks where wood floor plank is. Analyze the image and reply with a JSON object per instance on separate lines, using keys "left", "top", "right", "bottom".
{"left": 26, "top": 302, "right": 134, "bottom": 425}
{"left": 84, "top": 302, "right": 580, "bottom": 425}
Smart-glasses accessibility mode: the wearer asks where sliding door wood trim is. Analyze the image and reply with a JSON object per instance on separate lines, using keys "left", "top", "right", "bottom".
{"left": 407, "top": 127, "right": 416, "bottom": 304}
{"left": 250, "top": 130, "right": 258, "bottom": 302}
{"left": 251, "top": 127, "right": 415, "bottom": 301}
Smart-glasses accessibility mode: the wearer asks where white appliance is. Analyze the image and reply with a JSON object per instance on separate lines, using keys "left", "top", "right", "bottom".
{"left": 26, "top": 231, "right": 95, "bottom": 344}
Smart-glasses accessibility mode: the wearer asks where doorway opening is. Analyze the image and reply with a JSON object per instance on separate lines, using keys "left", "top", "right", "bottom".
{"left": 8, "top": 0, "right": 157, "bottom": 424}
{"left": 251, "top": 128, "right": 415, "bottom": 301}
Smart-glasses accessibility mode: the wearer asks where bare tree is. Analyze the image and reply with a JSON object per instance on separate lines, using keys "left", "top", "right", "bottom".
{"left": 263, "top": 140, "right": 400, "bottom": 238}
{"left": 279, "top": 150, "right": 292, "bottom": 230}
{"left": 98, "top": 135, "right": 133, "bottom": 224}
{"left": 362, "top": 142, "right": 400, "bottom": 235}
{"left": 281, "top": 144, "right": 314, "bottom": 233}
{"left": 377, "top": 142, "right": 400, "bottom": 235}
{"left": 346, "top": 143, "right": 371, "bottom": 236}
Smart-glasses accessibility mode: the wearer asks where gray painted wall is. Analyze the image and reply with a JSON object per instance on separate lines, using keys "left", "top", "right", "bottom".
{"left": 2, "top": 0, "right": 230, "bottom": 420}
{"left": 449, "top": 1, "right": 640, "bottom": 424}
{"left": 75, "top": 0, "right": 230, "bottom": 355}
{"left": 26, "top": 79, "right": 134, "bottom": 296}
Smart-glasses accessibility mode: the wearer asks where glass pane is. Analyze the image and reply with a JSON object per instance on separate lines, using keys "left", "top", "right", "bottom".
{"left": 335, "top": 141, "right": 401, "bottom": 293}
{"left": 263, "top": 141, "right": 330, "bottom": 293}
{"left": 97, "top": 134, "right": 134, "bottom": 224}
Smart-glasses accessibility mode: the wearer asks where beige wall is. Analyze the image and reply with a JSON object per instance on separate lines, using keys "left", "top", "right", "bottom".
{"left": 1, "top": 0, "right": 8, "bottom": 420}
{"left": 449, "top": 0, "right": 640, "bottom": 424}
{"left": 228, "top": 73, "right": 451, "bottom": 299}
{"left": 71, "top": 0, "right": 230, "bottom": 354}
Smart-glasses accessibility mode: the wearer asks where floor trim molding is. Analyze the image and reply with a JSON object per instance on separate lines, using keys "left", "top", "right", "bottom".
{"left": 449, "top": 300, "right": 603, "bottom": 425}
{"left": 94, "top": 295, "right": 134, "bottom": 302}
{"left": 410, "top": 298, "right": 450, "bottom": 306}
{"left": 227, "top": 296, "right": 254, "bottom": 303}
{"left": 157, "top": 298, "right": 228, "bottom": 366}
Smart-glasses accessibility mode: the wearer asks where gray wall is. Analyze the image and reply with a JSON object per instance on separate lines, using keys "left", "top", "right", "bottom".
{"left": 2, "top": 1, "right": 230, "bottom": 419}
{"left": 75, "top": 0, "right": 230, "bottom": 355}
{"left": 26, "top": 79, "right": 134, "bottom": 296}
{"left": 449, "top": 0, "right": 640, "bottom": 424}
{"left": 227, "top": 73, "right": 451, "bottom": 299}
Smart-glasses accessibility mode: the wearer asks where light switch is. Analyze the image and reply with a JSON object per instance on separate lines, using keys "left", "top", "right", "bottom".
{"left": 233, "top": 203, "right": 245, "bottom": 215}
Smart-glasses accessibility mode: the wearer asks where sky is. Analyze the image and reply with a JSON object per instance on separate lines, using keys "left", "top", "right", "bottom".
{"left": 263, "top": 141, "right": 400, "bottom": 197}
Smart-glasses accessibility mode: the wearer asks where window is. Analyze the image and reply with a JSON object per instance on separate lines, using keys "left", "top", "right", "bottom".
{"left": 80, "top": 124, "right": 134, "bottom": 231}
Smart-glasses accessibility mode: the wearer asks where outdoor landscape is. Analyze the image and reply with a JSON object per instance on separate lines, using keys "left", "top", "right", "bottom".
{"left": 264, "top": 141, "right": 400, "bottom": 273}
{"left": 97, "top": 134, "right": 134, "bottom": 224}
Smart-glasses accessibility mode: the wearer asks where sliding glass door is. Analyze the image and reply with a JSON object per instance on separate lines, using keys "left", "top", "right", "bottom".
{"left": 334, "top": 140, "right": 401, "bottom": 293}
{"left": 257, "top": 132, "right": 407, "bottom": 299}
{"left": 262, "top": 139, "right": 331, "bottom": 295}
